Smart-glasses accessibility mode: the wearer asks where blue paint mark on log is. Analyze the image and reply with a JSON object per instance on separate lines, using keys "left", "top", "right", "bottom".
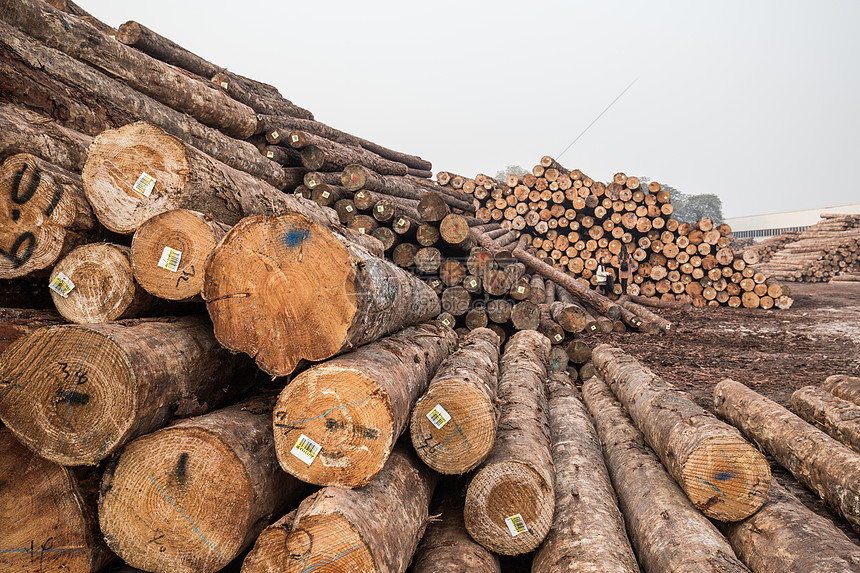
{"left": 281, "top": 229, "right": 310, "bottom": 248}
{"left": 716, "top": 471, "right": 734, "bottom": 481}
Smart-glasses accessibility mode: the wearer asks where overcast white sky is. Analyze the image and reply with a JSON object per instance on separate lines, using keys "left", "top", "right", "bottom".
{"left": 78, "top": 0, "right": 860, "bottom": 218}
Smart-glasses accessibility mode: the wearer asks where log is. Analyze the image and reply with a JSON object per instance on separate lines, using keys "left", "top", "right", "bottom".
{"left": 719, "top": 479, "right": 860, "bottom": 573}
{"left": 619, "top": 299, "right": 675, "bottom": 334}
{"left": 0, "top": 428, "right": 115, "bottom": 573}
{"left": 791, "top": 386, "right": 860, "bottom": 452}
{"left": 116, "top": 20, "right": 221, "bottom": 79}
{"left": 714, "top": 379, "right": 860, "bottom": 527}
{"left": 99, "top": 396, "right": 304, "bottom": 573}
{"left": 0, "top": 153, "right": 98, "bottom": 279}
{"left": 274, "top": 323, "right": 456, "bottom": 487}
{"left": 582, "top": 376, "right": 750, "bottom": 573}
{"left": 241, "top": 443, "right": 436, "bottom": 573}
{"left": 822, "top": 374, "right": 860, "bottom": 407}
{"left": 0, "top": 315, "right": 251, "bottom": 465}
{"left": 300, "top": 144, "right": 408, "bottom": 176}
{"left": 464, "top": 330, "right": 554, "bottom": 555}
{"left": 593, "top": 345, "right": 770, "bottom": 521}
{"left": 510, "top": 300, "right": 540, "bottom": 331}
{"left": 131, "top": 209, "right": 230, "bottom": 301}
{"left": 0, "top": 19, "right": 287, "bottom": 186}
{"left": 49, "top": 243, "right": 166, "bottom": 324}
{"left": 342, "top": 165, "right": 473, "bottom": 213}
{"left": 410, "top": 327, "right": 500, "bottom": 474}
{"left": 204, "top": 212, "right": 436, "bottom": 377}
{"left": 550, "top": 301, "right": 587, "bottom": 333}
{"left": 532, "top": 373, "right": 639, "bottom": 573}
{"left": 0, "top": 307, "right": 64, "bottom": 354}
{"left": 81, "top": 122, "right": 313, "bottom": 236}
{"left": 0, "top": 102, "right": 92, "bottom": 173}
{"left": 1, "top": 0, "right": 258, "bottom": 138}
{"left": 211, "top": 71, "right": 314, "bottom": 120}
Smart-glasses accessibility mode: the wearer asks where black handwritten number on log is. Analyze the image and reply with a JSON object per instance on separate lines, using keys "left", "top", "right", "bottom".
{"left": 11, "top": 163, "right": 40, "bottom": 205}
{"left": 0, "top": 232, "right": 35, "bottom": 268}
{"left": 148, "top": 532, "right": 167, "bottom": 552}
{"left": 2, "top": 163, "right": 54, "bottom": 269}
{"left": 58, "top": 362, "right": 88, "bottom": 385}
{"left": 175, "top": 264, "right": 196, "bottom": 287}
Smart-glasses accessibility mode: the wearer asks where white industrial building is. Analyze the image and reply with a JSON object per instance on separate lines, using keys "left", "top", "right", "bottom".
{"left": 726, "top": 202, "right": 860, "bottom": 240}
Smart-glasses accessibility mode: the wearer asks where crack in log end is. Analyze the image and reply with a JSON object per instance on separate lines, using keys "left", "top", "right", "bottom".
{"left": 285, "top": 528, "right": 313, "bottom": 559}
{"left": 206, "top": 292, "right": 251, "bottom": 303}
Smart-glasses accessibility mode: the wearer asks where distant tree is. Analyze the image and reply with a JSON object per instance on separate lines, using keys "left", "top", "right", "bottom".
{"left": 494, "top": 165, "right": 529, "bottom": 182}
{"left": 638, "top": 177, "right": 724, "bottom": 224}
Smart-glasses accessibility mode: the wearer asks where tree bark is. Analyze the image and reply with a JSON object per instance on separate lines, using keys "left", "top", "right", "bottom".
{"left": 1, "top": 0, "right": 258, "bottom": 139}
{"left": 714, "top": 379, "right": 860, "bottom": 528}
{"left": 719, "top": 479, "right": 860, "bottom": 573}
{"left": 99, "top": 396, "right": 304, "bottom": 573}
{"left": 791, "top": 386, "right": 860, "bottom": 452}
{"left": 0, "top": 153, "right": 98, "bottom": 279}
{"left": 593, "top": 345, "right": 770, "bottom": 521}
{"left": 116, "top": 20, "right": 221, "bottom": 79}
{"left": 0, "top": 102, "right": 91, "bottom": 173}
{"left": 0, "top": 315, "right": 251, "bottom": 465}
{"left": 131, "top": 209, "right": 230, "bottom": 301}
{"left": 532, "top": 373, "right": 640, "bottom": 573}
{"left": 582, "top": 375, "right": 750, "bottom": 572}
{"left": 410, "top": 327, "right": 500, "bottom": 474}
{"left": 273, "top": 323, "right": 455, "bottom": 487}
{"left": 0, "top": 307, "right": 64, "bottom": 354}
{"left": 241, "top": 443, "right": 436, "bottom": 573}
{"left": 619, "top": 298, "right": 675, "bottom": 334}
{"left": 81, "top": 122, "right": 315, "bottom": 236}
{"left": 0, "top": 19, "right": 287, "bottom": 186}
{"left": 464, "top": 330, "right": 555, "bottom": 555}
{"left": 204, "top": 211, "right": 434, "bottom": 377}
{"left": 300, "top": 144, "right": 408, "bottom": 176}
{"left": 0, "top": 428, "right": 116, "bottom": 573}
{"left": 342, "top": 165, "right": 474, "bottom": 213}
{"left": 822, "top": 374, "right": 860, "bottom": 407}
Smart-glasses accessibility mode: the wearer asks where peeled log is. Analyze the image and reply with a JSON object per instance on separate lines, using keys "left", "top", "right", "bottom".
{"left": 274, "top": 323, "right": 456, "bottom": 487}
{"left": 0, "top": 102, "right": 92, "bottom": 172}
{"left": 0, "top": 315, "right": 251, "bottom": 465}
{"left": 464, "top": 330, "right": 554, "bottom": 556}
{"left": 714, "top": 379, "right": 860, "bottom": 528}
{"left": 204, "top": 211, "right": 433, "bottom": 376}
{"left": 241, "top": 443, "right": 436, "bottom": 573}
{"left": 99, "top": 397, "right": 304, "bottom": 573}
{"left": 81, "top": 122, "right": 310, "bottom": 235}
{"left": 532, "top": 373, "right": 639, "bottom": 573}
{"left": 411, "top": 327, "right": 500, "bottom": 474}
{"left": 720, "top": 479, "right": 860, "bottom": 573}
{"left": 582, "top": 376, "right": 749, "bottom": 572}
{"left": 1, "top": 0, "right": 257, "bottom": 139}
{"left": 593, "top": 345, "right": 770, "bottom": 521}
{"left": 0, "top": 153, "right": 97, "bottom": 279}
{"left": 131, "top": 209, "right": 230, "bottom": 301}
{"left": 822, "top": 374, "right": 860, "bottom": 407}
{"left": 791, "top": 386, "right": 860, "bottom": 452}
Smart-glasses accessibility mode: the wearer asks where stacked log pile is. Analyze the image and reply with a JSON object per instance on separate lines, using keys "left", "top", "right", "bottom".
{"left": 754, "top": 214, "right": 860, "bottom": 282}
{"left": 740, "top": 230, "right": 801, "bottom": 265}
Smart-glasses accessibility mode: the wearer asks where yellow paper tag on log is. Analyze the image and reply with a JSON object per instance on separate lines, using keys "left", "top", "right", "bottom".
{"left": 517, "top": 286, "right": 525, "bottom": 294}
{"left": 220, "top": 81, "right": 229, "bottom": 89}
{"left": 505, "top": 514, "right": 528, "bottom": 536}
{"left": 553, "top": 333, "right": 564, "bottom": 343}
{"left": 157, "top": 246, "right": 183, "bottom": 272}
{"left": 271, "top": 130, "right": 279, "bottom": 139}
{"left": 426, "top": 404, "right": 451, "bottom": 429}
{"left": 132, "top": 172, "right": 156, "bottom": 197}
{"left": 291, "top": 434, "right": 321, "bottom": 466}
{"left": 291, "top": 134, "right": 300, "bottom": 143}
{"left": 345, "top": 205, "right": 354, "bottom": 212}
{"left": 321, "top": 191, "right": 330, "bottom": 199}
{"left": 377, "top": 204, "right": 385, "bottom": 212}
{"left": 308, "top": 180, "right": 317, "bottom": 188}
{"left": 266, "top": 150, "right": 275, "bottom": 158}
{"left": 49, "top": 272, "right": 75, "bottom": 298}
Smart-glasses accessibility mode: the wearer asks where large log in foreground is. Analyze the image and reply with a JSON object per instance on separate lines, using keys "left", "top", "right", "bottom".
{"left": 822, "top": 374, "right": 860, "bottom": 406}
{"left": 0, "top": 428, "right": 115, "bottom": 573}
{"left": 0, "top": 316, "right": 251, "bottom": 465}
{"left": 720, "top": 479, "right": 860, "bottom": 573}
{"left": 204, "top": 211, "right": 436, "bottom": 376}
{"left": 714, "top": 379, "right": 860, "bottom": 528}
{"left": 582, "top": 376, "right": 750, "bottom": 573}
{"left": 410, "top": 327, "right": 500, "bottom": 474}
{"left": 791, "top": 385, "right": 860, "bottom": 452}
{"left": 99, "top": 397, "right": 304, "bottom": 573}
{"left": 593, "top": 345, "right": 770, "bottom": 521}
{"left": 241, "top": 444, "right": 436, "bottom": 573}
{"left": 464, "top": 330, "right": 555, "bottom": 555}
{"left": 273, "top": 323, "right": 456, "bottom": 487}
{"left": 532, "top": 372, "right": 639, "bottom": 573}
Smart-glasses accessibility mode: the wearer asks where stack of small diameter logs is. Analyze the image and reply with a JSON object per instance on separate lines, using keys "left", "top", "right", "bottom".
{"left": 437, "top": 160, "right": 793, "bottom": 310}
{"left": 754, "top": 214, "right": 860, "bottom": 282}
{"left": 741, "top": 230, "right": 802, "bottom": 265}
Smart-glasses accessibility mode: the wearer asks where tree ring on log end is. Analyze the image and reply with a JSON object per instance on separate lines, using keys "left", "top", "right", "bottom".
{"left": 680, "top": 434, "right": 771, "bottom": 521}
{"left": 411, "top": 381, "right": 496, "bottom": 474}
{"left": 274, "top": 364, "right": 393, "bottom": 487}
{"left": 203, "top": 213, "right": 357, "bottom": 377}
{"left": 99, "top": 428, "right": 254, "bottom": 573}
{"left": 0, "top": 326, "right": 136, "bottom": 466}
{"left": 82, "top": 122, "right": 188, "bottom": 234}
{"left": 281, "top": 513, "right": 374, "bottom": 572}
{"left": 465, "top": 461, "right": 554, "bottom": 555}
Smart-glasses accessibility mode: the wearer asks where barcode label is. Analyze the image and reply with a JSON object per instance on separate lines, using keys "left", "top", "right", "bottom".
{"left": 358, "top": 227, "right": 366, "bottom": 234}
{"left": 220, "top": 81, "right": 229, "bottom": 89}
{"left": 431, "top": 279, "right": 441, "bottom": 287}
{"left": 553, "top": 333, "right": 563, "bottom": 342}
{"left": 468, "top": 279, "right": 477, "bottom": 288}
{"left": 321, "top": 191, "right": 331, "bottom": 199}
{"left": 505, "top": 514, "right": 528, "bottom": 536}
{"left": 266, "top": 150, "right": 275, "bottom": 158}
{"left": 291, "top": 134, "right": 299, "bottom": 143}
{"left": 308, "top": 180, "right": 317, "bottom": 188}
{"left": 345, "top": 205, "right": 354, "bottom": 212}
{"left": 49, "top": 272, "right": 75, "bottom": 298}
{"left": 290, "top": 434, "right": 321, "bottom": 466}
{"left": 441, "top": 317, "right": 453, "bottom": 327}
{"left": 517, "top": 286, "right": 525, "bottom": 294}
{"left": 377, "top": 205, "right": 385, "bottom": 212}
{"left": 397, "top": 218, "right": 407, "bottom": 226}
{"left": 426, "top": 404, "right": 451, "bottom": 429}
{"left": 271, "top": 130, "right": 279, "bottom": 139}
{"left": 132, "top": 172, "right": 156, "bottom": 197}
{"left": 158, "top": 246, "right": 182, "bottom": 272}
